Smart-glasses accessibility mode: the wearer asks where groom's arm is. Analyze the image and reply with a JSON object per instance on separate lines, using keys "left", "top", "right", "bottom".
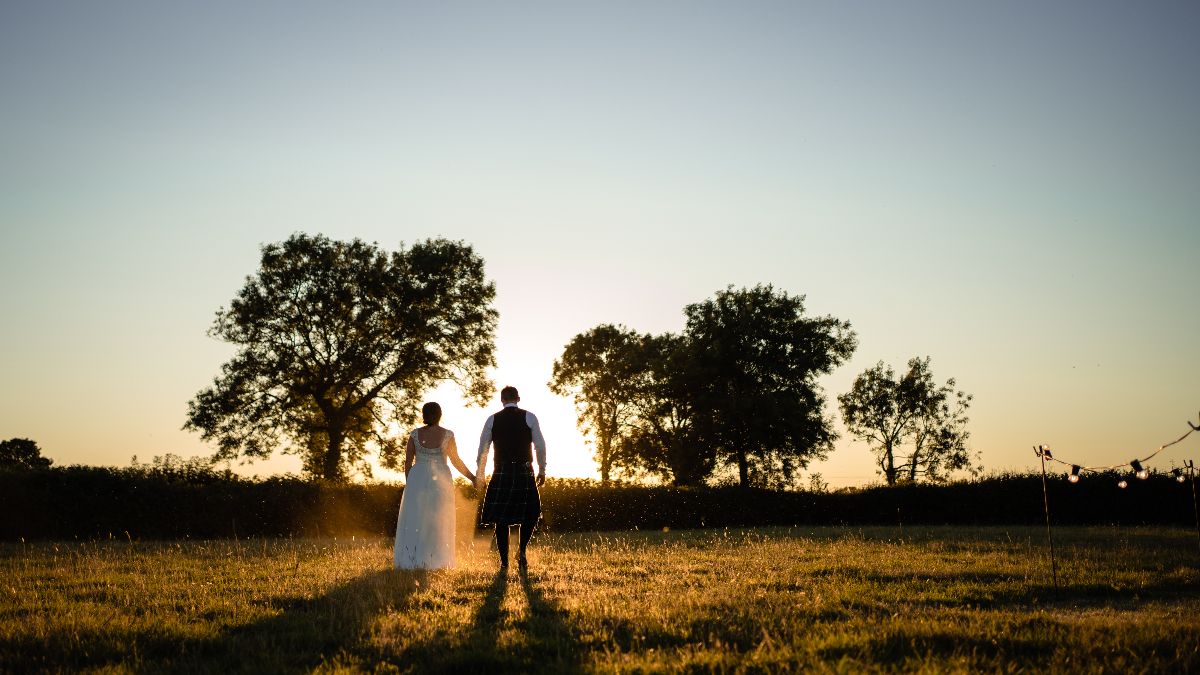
{"left": 527, "top": 412, "right": 547, "bottom": 486}
{"left": 476, "top": 415, "right": 494, "bottom": 486}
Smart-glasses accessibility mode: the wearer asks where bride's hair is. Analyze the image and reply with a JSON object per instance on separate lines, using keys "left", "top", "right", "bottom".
{"left": 421, "top": 402, "right": 442, "bottom": 425}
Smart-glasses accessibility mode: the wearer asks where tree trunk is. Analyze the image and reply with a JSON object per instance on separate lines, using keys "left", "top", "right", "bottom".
{"left": 737, "top": 450, "right": 749, "bottom": 488}
{"left": 322, "top": 427, "right": 344, "bottom": 481}
{"left": 598, "top": 433, "right": 611, "bottom": 484}
{"left": 883, "top": 441, "right": 897, "bottom": 486}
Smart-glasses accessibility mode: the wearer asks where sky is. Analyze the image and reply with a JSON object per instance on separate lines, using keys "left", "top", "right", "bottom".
{"left": 2, "top": 1, "right": 1198, "bottom": 486}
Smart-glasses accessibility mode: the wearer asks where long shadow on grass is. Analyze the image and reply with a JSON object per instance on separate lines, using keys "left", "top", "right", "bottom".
{"left": 855, "top": 571, "right": 1200, "bottom": 609}
{"left": 402, "top": 568, "right": 584, "bottom": 674}
{"left": 204, "top": 566, "right": 429, "bottom": 672}
{"left": 172, "top": 568, "right": 427, "bottom": 674}
{"left": 0, "top": 568, "right": 428, "bottom": 674}
{"left": 518, "top": 567, "right": 584, "bottom": 671}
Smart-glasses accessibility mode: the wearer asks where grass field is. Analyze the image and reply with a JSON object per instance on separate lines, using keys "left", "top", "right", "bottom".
{"left": 3, "top": 526, "right": 1199, "bottom": 673}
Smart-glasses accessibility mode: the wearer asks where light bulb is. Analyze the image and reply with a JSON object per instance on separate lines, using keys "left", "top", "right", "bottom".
{"left": 1178, "top": 475, "right": 1188, "bottom": 484}
{"left": 1118, "top": 480, "right": 1128, "bottom": 489}
{"left": 1130, "top": 459, "right": 1145, "bottom": 475}
{"left": 1067, "top": 474, "right": 1080, "bottom": 483}
{"left": 1136, "top": 469, "right": 1149, "bottom": 480}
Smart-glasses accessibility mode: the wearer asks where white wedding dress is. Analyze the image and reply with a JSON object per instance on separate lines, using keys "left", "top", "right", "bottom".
{"left": 393, "top": 428, "right": 458, "bottom": 569}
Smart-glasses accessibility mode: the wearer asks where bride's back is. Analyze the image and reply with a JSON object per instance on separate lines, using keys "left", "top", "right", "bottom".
{"left": 413, "top": 426, "right": 451, "bottom": 459}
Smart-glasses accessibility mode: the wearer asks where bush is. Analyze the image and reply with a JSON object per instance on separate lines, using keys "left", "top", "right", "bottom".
{"left": 2, "top": 468, "right": 1195, "bottom": 540}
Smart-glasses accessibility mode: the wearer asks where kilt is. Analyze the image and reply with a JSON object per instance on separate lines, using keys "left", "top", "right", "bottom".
{"left": 480, "top": 462, "right": 541, "bottom": 525}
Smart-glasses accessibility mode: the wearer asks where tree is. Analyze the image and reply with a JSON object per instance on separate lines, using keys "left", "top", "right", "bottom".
{"left": 0, "top": 438, "right": 52, "bottom": 470}
{"left": 618, "top": 332, "right": 714, "bottom": 486}
{"left": 838, "top": 356, "right": 976, "bottom": 485}
{"left": 684, "top": 285, "right": 857, "bottom": 488}
{"left": 548, "top": 324, "right": 649, "bottom": 483}
{"left": 185, "top": 234, "right": 497, "bottom": 481}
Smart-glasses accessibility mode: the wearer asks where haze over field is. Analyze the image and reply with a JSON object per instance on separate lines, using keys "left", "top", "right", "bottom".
{"left": 1, "top": 1, "right": 1197, "bottom": 484}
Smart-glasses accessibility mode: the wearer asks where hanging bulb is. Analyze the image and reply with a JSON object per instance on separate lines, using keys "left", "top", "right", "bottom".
{"left": 1175, "top": 469, "right": 1187, "bottom": 484}
{"left": 1130, "top": 459, "right": 1148, "bottom": 480}
{"left": 1117, "top": 479, "right": 1128, "bottom": 489}
{"left": 1068, "top": 465, "right": 1081, "bottom": 483}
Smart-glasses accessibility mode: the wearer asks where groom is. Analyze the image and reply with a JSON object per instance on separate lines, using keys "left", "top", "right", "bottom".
{"left": 476, "top": 385, "right": 546, "bottom": 569}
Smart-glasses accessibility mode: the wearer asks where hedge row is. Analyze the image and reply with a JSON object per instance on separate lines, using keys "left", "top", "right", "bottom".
{"left": 2, "top": 467, "right": 1196, "bottom": 540}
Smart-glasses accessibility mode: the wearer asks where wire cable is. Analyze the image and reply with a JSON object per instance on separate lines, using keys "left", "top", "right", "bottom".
{"left": 1035, "top": 411, "right": 1199, "bottom": 475}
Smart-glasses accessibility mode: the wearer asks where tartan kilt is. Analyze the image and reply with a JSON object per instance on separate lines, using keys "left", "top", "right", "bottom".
{"left": 480, "top": 463, "right": 541, "bottom": 525}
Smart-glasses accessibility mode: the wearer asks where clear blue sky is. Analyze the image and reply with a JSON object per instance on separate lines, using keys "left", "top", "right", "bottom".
{"left": 2, "top": 1, "right": 1197, "bottom": 484}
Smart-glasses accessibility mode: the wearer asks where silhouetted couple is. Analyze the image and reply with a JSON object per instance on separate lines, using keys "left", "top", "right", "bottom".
{"left": 393, "top": 386, "right": 546, "bottom": 572}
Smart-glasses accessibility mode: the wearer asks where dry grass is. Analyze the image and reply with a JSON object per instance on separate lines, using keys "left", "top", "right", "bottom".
{"left": 2, "top": 526, "right": 1199, "bottom": 673}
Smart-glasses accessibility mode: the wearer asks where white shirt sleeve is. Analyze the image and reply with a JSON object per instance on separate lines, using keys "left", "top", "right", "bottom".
{"left": 526, "top": 411, "right": 547, "bottom": 471}
{"left": 477, "top": 414, "right": 494, "bottom": 474}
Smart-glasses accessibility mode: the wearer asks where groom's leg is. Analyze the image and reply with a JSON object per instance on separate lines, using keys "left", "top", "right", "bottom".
{"left": 517, "top": 519, "right": 536, "bottom": 562}
{"left": 495, "top": 525, "right": 510, "bottom": 567}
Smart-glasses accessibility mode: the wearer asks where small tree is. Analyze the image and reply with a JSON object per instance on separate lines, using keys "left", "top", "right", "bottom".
{"left": 684, "top": 285, "right": 857, "bottom": 488}
{"left": 838, "top": 356, "right": 976, "bottom": 485}
{"left": 548, "top": 324, "right": 650, "bottom": 483}
{"left": 185, "top": 234, "right": 497, "bottom": 481}
{"left": 0, "top": 438, "right": 52, "bottom": 470}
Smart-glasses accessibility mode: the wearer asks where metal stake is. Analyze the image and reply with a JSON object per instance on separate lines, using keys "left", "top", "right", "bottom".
{"left": 1187, "top": 460, "right": 1200, "bottom": 557}
{"left": 1035, "top": 445, "right": 1058, "bottom": 588}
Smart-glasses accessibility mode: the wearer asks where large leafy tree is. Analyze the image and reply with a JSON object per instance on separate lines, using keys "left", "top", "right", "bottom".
{"left": 618, "top": 333, "right": 713, "bottom": 486}
{"left": 185, "top": 234, "right": 497, "bottom": 481}
{"left": 0, "top": 438, "right": 52, "bottom": 470}
{"left": 838, "top": 356, "right": 975, "bottom": 485}
{"left": 548, "top": 324, "right": 651, "bottom": 483}
{"left": 685, "top": 285, "right": 857, "bottom": 488}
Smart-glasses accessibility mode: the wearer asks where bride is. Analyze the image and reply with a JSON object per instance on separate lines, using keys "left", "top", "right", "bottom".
{"left": 393, "top": 402, "right": 476, "bottom": 569}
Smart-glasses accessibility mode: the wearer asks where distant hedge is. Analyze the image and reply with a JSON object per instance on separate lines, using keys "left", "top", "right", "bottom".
{"left": 2, "top": 466, "right": 1196, "bottom": 540}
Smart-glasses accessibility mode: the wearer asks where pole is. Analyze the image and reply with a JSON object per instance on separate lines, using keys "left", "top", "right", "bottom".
{"left": 1035, "top": 445, "right": 1058, "bottom": 588}
{"left": 1188, "top": 461, "right": 1200, "bottom": 557}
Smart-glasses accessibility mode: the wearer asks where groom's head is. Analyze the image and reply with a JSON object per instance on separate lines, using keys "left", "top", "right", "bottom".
{"left": 500, "top": 386, "right": 520, "bottom": 404}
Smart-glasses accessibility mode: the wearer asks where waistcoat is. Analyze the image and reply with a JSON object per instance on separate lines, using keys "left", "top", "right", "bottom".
{"left": 492, "top": 406, "right": 533, "bottom": 465}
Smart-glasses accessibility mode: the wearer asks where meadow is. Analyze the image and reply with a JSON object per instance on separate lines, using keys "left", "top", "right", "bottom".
{"left": 3, "top": 526, "right": 1199, "bottom": 673}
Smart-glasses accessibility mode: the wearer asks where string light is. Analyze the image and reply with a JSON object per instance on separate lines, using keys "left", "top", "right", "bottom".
{"left": 1034, "top": 425, "right": 1200, "bottom": 564}
{"left": 1034, "top": 412, "right": 1198, "bottom": 484}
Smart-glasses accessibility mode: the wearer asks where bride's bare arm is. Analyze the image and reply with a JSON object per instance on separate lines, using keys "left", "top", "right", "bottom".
{"left": 445, "top": 434, "right": 476, "bottom": 483}
{"left": 403, "top": 434, "right": 416, "bottom": 476}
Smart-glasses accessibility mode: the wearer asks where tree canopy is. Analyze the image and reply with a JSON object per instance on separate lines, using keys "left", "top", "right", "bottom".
{"left": 617, "top": 332, "right": 712, "bottom": 486}
{"left": 684, "top": 285, "right": 857, "bottom": 488}
{"left": 0, "top": 438, "right": 52, "bottom": 470}
{"left": 553, "top": 285, "right": 856, "bottom": 488}
{"left": 548, "top": 324, "right": 650, "bottom": 483}
{"left": 184, "top": 234, "right": 497, "bottom": 481}
{"left": 838, "top": 356, "right": 976, "bottom": 485}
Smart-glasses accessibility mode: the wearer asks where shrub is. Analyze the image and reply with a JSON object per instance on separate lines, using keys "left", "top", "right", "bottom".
{"left": 2, "top": 468, "right": 1194, "bottom": 540}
